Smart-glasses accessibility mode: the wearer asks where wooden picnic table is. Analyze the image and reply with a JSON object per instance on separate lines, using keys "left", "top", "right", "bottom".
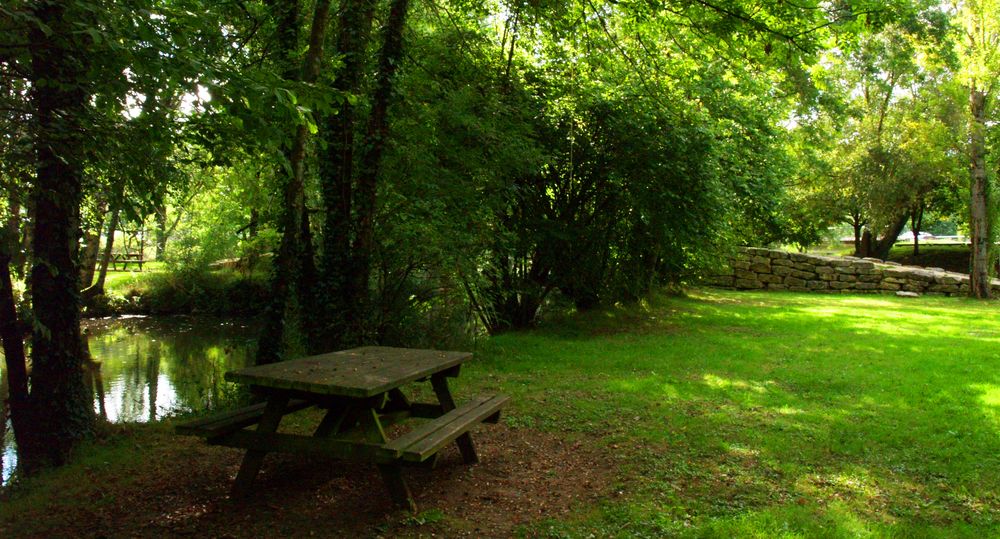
{"left": 176, "top": 346, "right": 508, "bottom": 511}
{"left": 110, "top": 252, "right": 144, "bottom": 271}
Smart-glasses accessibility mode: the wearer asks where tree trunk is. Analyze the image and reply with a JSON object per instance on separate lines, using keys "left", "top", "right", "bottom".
{"left": 19, "top": 0, "right": 96, "bottom": 472}
{"left": 859, "top": 229, "right": 874, "bottom": 258}
{"left": 873, "top": 212, "right": 908, "bottom": 261}
{"left": 911, "top": 203, "right": 924, "bottom": 257}
{"left": 852, "top": 216, "right": 863, "bottom": 257}
{"left": 80, "top": 201, "right": 107, "bottom": 288}
{"left": 5, "top": 200, "right": 26, "bottom": 279}
{"left": 349, "top": 0, "right": 411, "bottom": 343}
{"left": 969, "top": 88, "right": 990, "bottom": 299}
{"left": 0, "top": 232, "right": 31, "bottom": 455}
{"left": 154, "top": 203, "right": 167, "bottom": 258}
{"left": 318, "top": 0, "right": 377, "bottom": 350}
{"left": 86, "top": 206, "right": 120, "bottom": 298}
{"left": 257, "top": 0, "right": 332, "bottom": 364}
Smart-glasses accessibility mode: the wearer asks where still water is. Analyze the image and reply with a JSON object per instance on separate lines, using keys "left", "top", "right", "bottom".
{"left": 0, "top": 315, "right": 260, "bottom": 484}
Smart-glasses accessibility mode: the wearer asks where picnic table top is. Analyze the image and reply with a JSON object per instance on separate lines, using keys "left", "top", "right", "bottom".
{"left": 224, "top": 346, "right": 473, "bottom": 398}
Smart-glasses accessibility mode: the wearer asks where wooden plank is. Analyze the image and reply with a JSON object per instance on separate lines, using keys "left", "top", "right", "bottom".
{"left": 225, "top": 347, "right": 473, "bottom": 398}
{"left": 175, "top": 399, "right": 312, "bottom": 437}
{"left": 378, "top": 464, "right": 416, "bottom": 511}
{"left": 384, "top": 394, "right": 494, "bottom": 453}
{"left": 231, "top": 395, "right": 289, "bottom": 497}
{"left": 401, "top": 395, "right": 508, "bottom": 462}
{"left": 431, "top": 373, "right": 478, "bottom": 464}
{"left": 211, "top": 430, "right": 399, "bottom": 462}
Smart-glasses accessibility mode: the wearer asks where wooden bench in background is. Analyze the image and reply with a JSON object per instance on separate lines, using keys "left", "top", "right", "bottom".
{"left": 111, "top": 252, "right": 144, "bottom": 271}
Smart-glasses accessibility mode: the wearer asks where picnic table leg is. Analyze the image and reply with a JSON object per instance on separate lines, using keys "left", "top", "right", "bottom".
{"left": 430, "top": 374, "right": 479, "bottom": 464}
{"left": 230, "top": 394, "right": 289, "bottom": 498}
{"left": 355, "top": 406, "right": 416, "bottom": 511}
{"left": 377, "top": 462, "right": 415, "bottom": 511}
{"left": 313, "top": 404, "right": 354, "bottom": 437}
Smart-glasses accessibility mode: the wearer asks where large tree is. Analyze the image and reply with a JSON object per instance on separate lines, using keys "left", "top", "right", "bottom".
{"left": 954, "top": 0, "right": 999, "bottom": 298}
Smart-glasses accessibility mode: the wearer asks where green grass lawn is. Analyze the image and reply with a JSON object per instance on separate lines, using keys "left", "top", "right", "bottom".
{"left": 100, "top": 260, "right": 168, "bottom": 291}
{"left": 459, "top": 289, "right": 1000, "bottom": 537}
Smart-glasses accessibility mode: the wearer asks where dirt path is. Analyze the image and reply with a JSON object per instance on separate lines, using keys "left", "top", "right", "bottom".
{"left": 2, "top": 425, "right": 616, "bottom": 538}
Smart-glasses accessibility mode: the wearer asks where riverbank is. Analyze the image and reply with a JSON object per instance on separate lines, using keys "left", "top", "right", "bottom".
{"left": 4, "top": 289, "right": 1000, "bottom": 537}
{"left": 82, "top": 269, "right": 270, "bottom": 317}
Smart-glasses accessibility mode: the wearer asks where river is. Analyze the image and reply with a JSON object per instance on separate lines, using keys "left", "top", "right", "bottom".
{"left": 1, "top": 315, "right": 260, "bottom": 485}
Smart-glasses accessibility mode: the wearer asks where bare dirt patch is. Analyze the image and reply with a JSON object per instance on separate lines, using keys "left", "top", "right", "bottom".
{"left": 2, "top": 425, "right": 616, "bottom": 538}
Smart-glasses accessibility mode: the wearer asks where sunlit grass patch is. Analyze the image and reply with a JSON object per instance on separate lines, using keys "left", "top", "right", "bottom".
{"left": 469, "top": 288, "right": 1000, "bottom": 537}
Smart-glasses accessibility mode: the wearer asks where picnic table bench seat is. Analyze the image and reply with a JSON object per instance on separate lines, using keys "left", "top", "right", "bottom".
{"left": 386, "top": 393, "right": 509, "bottom": 462}
{"left": 175, "top": 399, "right": 312, "bottom": 439}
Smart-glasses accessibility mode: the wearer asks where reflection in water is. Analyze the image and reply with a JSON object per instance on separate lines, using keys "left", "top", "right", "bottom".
{"left": 1, "top": 315, "right": 259, "bottom": 485}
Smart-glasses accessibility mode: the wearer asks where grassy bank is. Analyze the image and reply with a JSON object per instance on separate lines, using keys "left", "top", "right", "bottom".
{"left": 83, "top": 266, "right": 269, "bottom": 317}
{"left": 4, "top": 289, "right": 999, "bottom": 537}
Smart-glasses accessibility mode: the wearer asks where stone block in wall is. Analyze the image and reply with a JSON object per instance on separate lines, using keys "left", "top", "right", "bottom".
{"left": 929, "top": 284, "right": 960, "bottom": 294}
{"left": 819, "top": 273, "right": 837, "bottom": 281}
{"left": 773, "top": 266, "right": 793, "bottom": 277}
{"left": 858, "top": 274, "right": 881, "bottom": 283}
{"left": 790, "top": 269, "right": 817, "bottom": 280}
{"left": 854, "top": 260, "right": 876, "bottom": 270}
{"left": 807, "top": 280, "right": 828, "bottom": 290}
{"left": 793, "top": 262, "right": 817, "bottom": 272}
{"left": 927, "top": 267, "right": 946, "bottom": 272}
{"left": 735, "top": 278, "right": 764, "bottom": 289}
{"left": 732, "top": 260, "right": 751, "bottom": 271}
{"left": 735, "top": 269, "right": 756, "bottom": 280}
{"left": 814, "top": 266, "right": 834, "bottom": 275}
{"left": 769, "top": 251, "right": 789, "bottom": 259}
{"left": 883, "top": 267, "right": 907, "bottom": 278}
{"left": 750, "top": 263, "right": 772, "bottom": 273}
{"left": 855, "top": 282, "right": 878, "bottom": 290}
{"left": 759, "top": 274, "right": 783, "bottom": 284}
{"left": 857, "top": 267, "right": 881, "bottom": 275}
{"left": 785, "top": 276, "right": 807, "bottom": 287}
{"left": 903, "top": 283, "right": 925, "bottom": 292}
{"left": 879, "top": 282, "right": 900, "bottom": 291}
{"left": 751, "top": 255, "right": 771, "bottom": 265}
{"left": 908, "top": 270, "right": 936, "bottom": 282}
{"left": 935, "top": 274, "right": 964, "bottom": 285}
{"left": 883, "top": 261, "right": 901, "bottom": 266}
{"left": 705, "top": 276, "right": 736, "bottom": 287}
{"left": 838, "top": 274, "right": 858, "bottom": 282}
{"left": 744, "top": 247, "right": 766, "bottom": 256}
{"left": 835, "top": 266, "right": 857, "bottom": 275}
{"left": 789, "top": 253, "right": 812, "bottom": 263}
{"left": 828, "top": 259, "right": 853, "bottom": 268}
{"left": 862, "top": 257, "right": 883, "bottom": 263}
{"left": 830, "top": 281, "right": 853, "bottom": 290}
{"left": 883, "top": 277, "right": 907, "bottom": 285}
{"left": 771, "top": 258, "right": 794, "bottom": 267}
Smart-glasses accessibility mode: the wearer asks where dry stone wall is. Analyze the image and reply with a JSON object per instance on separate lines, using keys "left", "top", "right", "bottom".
{"left": 707, "top": 247, "right": 1000, "bottom": 297}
